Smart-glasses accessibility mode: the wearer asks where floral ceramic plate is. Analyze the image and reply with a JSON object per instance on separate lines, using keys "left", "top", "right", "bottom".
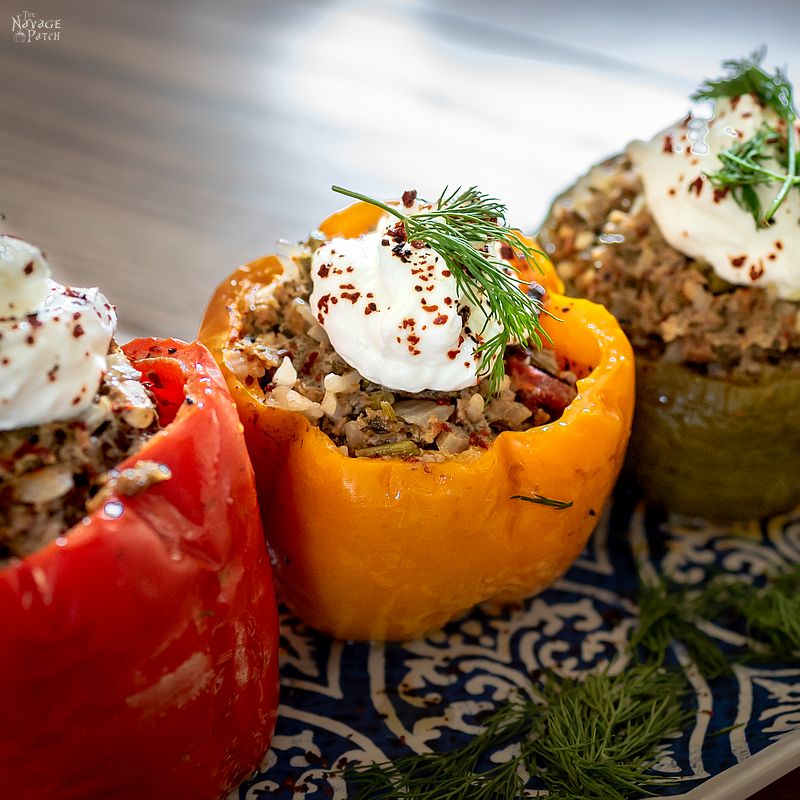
{"left": 231, "top": 490, "right": 800, "bottom": 799}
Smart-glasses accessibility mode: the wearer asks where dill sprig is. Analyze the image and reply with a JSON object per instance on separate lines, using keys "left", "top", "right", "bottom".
{"left": 528, "top": 666, "right": 691, "bottom": 800}
{"left": 692, "top": 48, "right": 798, "bottom": 227}
{"left": 344, "top": 665, "right": 690, "bottom": 800}
{"left": 346, "top": 699, "right": 535, "bottom": 800}
{"left": 630, "top": 577, "right": 733, "bottom": 679}
{"left": 331, "top": 185, "right": 550, "bottom": 395}
{"left": 696, "top": 565, "right": 800, "bottom": 658}
{"left": 630, "top": 563, "right": 800, "bottom": 675}
{"left": 511, "top": 493, "right": 574, "bottom": 510}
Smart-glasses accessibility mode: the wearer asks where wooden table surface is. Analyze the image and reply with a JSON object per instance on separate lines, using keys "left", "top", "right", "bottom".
{"left": 2, "top": 0, "right": 798, "bottom": 796}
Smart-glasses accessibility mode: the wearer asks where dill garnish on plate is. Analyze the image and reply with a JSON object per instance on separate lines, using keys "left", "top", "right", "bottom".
{"left": 341, "top": 562, "right": 800, "bottom": 799}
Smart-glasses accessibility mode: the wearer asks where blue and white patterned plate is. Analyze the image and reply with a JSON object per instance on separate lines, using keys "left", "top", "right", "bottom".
{"left": 231, "top": 491, "right": 800, "bottom": 799}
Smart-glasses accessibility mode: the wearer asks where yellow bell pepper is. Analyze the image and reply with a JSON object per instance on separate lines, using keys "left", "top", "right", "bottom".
{"left": 199, "top": 202, "right": 634, "bottom": 641}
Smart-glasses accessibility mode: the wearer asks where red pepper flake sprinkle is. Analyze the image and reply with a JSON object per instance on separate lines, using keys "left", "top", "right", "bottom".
{"left": 441, "top": 270, "right": 451, "bottom": 277}
{"left": 339, "top": 283, "right": 355, "bottom": 290}
{"left": 73, "top": 311, "right": 82, "bottom": 320}
{"left": 402, "top": 189, "right": 417, "bottom": 208}
{"left": 688, "top": 176, "right": 704, "bottom": 196}
{"left": 317, "top": 264, "right": 330, "bottom": 278}
{"left": 776, "top": 240, "right": 784, "bottom": 250}
{"left": 422, "top": 305, "right": 438, "bottom": 312}
{"left": 668, "top": 188, "right": 677, "bottom": 197}
{"left": 731, "top": 95, "right": 741, "bottom": 111}
{"left": 47, "top": 365, "right": 58, "bottom": 382}
{"left": 23, "top": 261, "right": 34, "bottom": 275}
{"left": 408, "top": 334, "right": 420, "bottom": 345}
{"left": 447, "top": 349, "right": 459, "bottom": 360}
{"left": 401, "top": 318, "right": 415, "bottom": 329}
{"left": 364, "top": 302, "right": 378, "bottom": 315}
{"left": 768, "top": 253, "right": 777, "bottom": 261}
{"left": 499, "top": 243, "right": 514, "bottom": 260}
{"left": 749, "top": 262, "right": 765, "bottom": 281}
{"left": 330, "top": 296, "right": 338, "bottom": 304}
{"left": 663, "top": 134, "right": 674, "bottom": 153}
{"left": 341, "top": 291, "right": 361, "bottom": 303}
{"left": 317, "top": 294, "right": 331, "bottom": 313}
{"left": 433, "top": 314, "right": 448, "bottom": 325}
{"left": 1, "top": 358, "right": 9, "bottom": 366}
{"left": 443, "top": 297, "right": 452, "bottom": 306}
{"left": 26, "top": 335, "right": 34, "bottom": 345}
{"left": 26, "top": 313, "right": 42, "bottom": 328}
{"left": 388, "top": 221, "right": 407, "bottom": 243}
{"left": 72, "top": 324, "right": 85, "bottom": 338}
{"left": 713, "top": 187, "right": 730, "bottom": 203}
{"left": 414, "top": 286, "right": 423, "bottom": 292}
{"left": 730, "top": 255, "right": 746, "bottom": 268}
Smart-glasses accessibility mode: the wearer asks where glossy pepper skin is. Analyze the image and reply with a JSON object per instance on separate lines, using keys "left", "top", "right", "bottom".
{"left": 630, "top": 357, "right": 800, "bottom": 522}
{"left": 0, "top": 339, "right": 280, "bottom": 800}
{"left": 200, "top": 203, "right": 634, "bottom": 641}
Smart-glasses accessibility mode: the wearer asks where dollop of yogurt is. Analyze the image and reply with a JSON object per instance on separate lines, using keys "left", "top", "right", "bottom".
{"left": 628, "top": 94, "right": 800, "bottom": 300}
{"left": 309, "top": 216, "right": 503, "bottom": 393}
{"left": 0, "top": 236, "right": 116, "bottom": 430}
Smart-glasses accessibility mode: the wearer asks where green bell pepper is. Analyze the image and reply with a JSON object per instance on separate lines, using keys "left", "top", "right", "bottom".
{"left": 629, "top": 358, "right": 800, "bottom": 521}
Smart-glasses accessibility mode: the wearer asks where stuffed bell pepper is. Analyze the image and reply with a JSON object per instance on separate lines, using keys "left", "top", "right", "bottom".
{"left": 0, "top": 236, "right": 280, "bottom": 800}
{"left": 200, "top": 187, "right": 634, "bottom": 641}
{"left": 541, "top": 51, "right": 800, "bottom": 521}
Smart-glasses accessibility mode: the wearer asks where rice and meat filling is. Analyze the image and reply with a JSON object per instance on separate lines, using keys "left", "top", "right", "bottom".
{"left": 541, "top": 155, "right": 800, "bottom": 379}
{"left": 227, "top": 245, "right": 579, "bottom": 460}
{"left": 0, "top": 346, "right": 165, "bottom": 561}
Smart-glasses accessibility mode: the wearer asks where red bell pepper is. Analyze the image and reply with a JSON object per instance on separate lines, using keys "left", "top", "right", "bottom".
{"left": 0, "top": 339, "right": 279, "bottom": 800}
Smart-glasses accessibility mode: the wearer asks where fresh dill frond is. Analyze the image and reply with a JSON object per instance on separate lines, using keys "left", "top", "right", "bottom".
{"left": 331, "top": 185, "right": 550, "bottom": 395}
{"left": 345, "top": 698, "right": 536, "bottom": 800}
{"left": 696, "top": 564, "right": 800, "bottom": 659}
{"left": 344, "top": 665, "right": 689, "bottom": 800}
{"left": 630, "top": 564, "right": 800, "bottom": 676}
{"left": 511, "top": 493, "right": 574, "bottom": 510}
{"left": 629, "top": 577, "right": 732, "bottom": 679}
{"left": 526, "top": 666, "right": 691, "bottom": 800}
{"left": 692, "top": 48, "right": 798, "bottom": 227}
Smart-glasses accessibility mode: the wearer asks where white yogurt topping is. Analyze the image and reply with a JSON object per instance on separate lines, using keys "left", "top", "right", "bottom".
{"left": 628, "top": 94, "right": 800, "bottom": 300}
{"left": 0, "top": 236, "right": 116, "bottom": 430}
{"left": 309, "top": 215, "right": 503, "bottom": 393}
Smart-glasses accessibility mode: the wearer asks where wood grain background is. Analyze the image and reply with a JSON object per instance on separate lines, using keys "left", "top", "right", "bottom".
{"left": 2, "top": 1, "right": 798, "bottom": 796}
